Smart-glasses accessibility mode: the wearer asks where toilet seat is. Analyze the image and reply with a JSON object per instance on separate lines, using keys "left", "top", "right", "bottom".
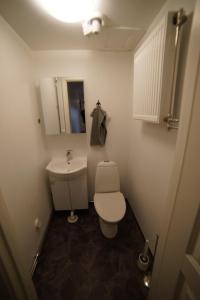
{"left": 94, "top": 192, "right": 126, "bottom": 223}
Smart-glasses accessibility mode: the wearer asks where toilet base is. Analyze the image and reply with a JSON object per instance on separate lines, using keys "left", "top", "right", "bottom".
{"left": 99, "top": 217, "right": 118, "bottom": 238}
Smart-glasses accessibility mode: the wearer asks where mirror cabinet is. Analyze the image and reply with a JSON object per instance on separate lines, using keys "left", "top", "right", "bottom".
{"left": 40, "top": 78, "right": 86, "bottom": 135}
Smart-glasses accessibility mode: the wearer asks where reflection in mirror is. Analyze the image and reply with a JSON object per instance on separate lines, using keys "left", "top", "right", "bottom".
{"left": 67, "top": 81, "right": 86, "bottom": 133}
{"left": 59, "top": 79, "right": 86, "bottom": 134}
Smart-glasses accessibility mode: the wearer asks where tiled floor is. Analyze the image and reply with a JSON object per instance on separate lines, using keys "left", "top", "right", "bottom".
{"left": 33, "top": 202, "right": 148, "bottom": 300}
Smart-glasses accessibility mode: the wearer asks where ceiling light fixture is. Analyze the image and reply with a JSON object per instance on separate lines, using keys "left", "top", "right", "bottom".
{"left": 35, "top": 0, "right": 96, "bottom": 23}
{"left": 81, "top": 10, "right": 144, "bottom": 37}
{"left": 82, "top": 11, "right": 104, "bottom": 36}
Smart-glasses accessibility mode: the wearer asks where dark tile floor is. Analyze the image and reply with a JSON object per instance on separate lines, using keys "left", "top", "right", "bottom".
{"left": 33, "top": 202, "right": 148, "bottom": 300}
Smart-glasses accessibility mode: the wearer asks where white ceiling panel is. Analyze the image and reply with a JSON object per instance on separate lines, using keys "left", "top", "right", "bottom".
{"left": 0, "top": 0, "right": 167, "bottom": 51}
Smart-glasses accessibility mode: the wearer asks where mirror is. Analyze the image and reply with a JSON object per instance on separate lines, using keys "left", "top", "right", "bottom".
{"left": 67, "top": 82, "right": 86, "bottom": 133}
{"left": 40, "top": 77, "right": 86, "bottom": 135}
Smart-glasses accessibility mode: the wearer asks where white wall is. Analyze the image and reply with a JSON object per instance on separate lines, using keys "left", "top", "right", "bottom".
{"left": 0, "top": 16, "right": 51, "bottom": 273}
{"left": 34, "top": 50, "right": 132, "bottom": 199}
{"left": 126, "top": 0, "right": 196, "bottom": 251}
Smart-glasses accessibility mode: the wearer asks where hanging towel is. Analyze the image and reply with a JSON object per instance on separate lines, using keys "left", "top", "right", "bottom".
{"left": 90, "top": 107, "right": 107, "bottom": 146}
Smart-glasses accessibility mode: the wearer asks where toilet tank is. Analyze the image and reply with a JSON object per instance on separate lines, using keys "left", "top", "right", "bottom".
{"left": 95, "top": 161, "right": 120, "bottom": 193}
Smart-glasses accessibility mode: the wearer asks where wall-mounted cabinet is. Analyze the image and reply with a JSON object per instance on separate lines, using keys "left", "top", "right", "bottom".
{"left": 133, "top": 12, "right": 176, "bottom": 124}
{"left": 40, "top": 78, "right": 86, "bottom": 135}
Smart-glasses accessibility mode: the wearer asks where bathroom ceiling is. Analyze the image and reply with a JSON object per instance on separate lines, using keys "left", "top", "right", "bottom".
{"left": 0, "top": 0, "right": 167, "bottom": 51}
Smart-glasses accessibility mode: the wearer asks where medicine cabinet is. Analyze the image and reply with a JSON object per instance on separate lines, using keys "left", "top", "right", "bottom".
{"left": 40, "top": 78, "right": 86, "bottom": 135}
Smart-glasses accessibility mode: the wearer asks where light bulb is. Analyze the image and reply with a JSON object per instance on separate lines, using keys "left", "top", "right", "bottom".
{"left": 35, "top": 0, "right": 96, "bottom": 23}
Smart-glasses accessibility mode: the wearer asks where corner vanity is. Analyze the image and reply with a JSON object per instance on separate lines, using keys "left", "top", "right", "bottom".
{"left": 46, "top": 157, "right": 88, "bottom": 211}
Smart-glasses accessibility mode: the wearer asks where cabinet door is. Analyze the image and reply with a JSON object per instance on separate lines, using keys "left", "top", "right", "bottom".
{"left": 40, "top": 78, "right": 60, "bottom": 135}
{"left": 69, "top": 174, "right": 88, "bottom": 210}
{"left": 51, "top": 181, "right": 71, "bottom": 210}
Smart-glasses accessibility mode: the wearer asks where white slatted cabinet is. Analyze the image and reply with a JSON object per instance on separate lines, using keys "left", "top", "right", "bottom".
{"left": 133, "top": 13, "right": 176, "bottom": 123}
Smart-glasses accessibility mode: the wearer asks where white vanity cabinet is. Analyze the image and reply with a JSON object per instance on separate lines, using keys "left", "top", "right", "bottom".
{"left": 50, "top": 179, "right": 71, "bottom": 210}
{"left": 69, "top": 174, "right": 88, "bottom": 209}
{"left": 49, "top": 171, "right": 88, "bottom": 211}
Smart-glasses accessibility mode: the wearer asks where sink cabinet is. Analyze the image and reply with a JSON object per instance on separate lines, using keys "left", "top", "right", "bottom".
{"left": 50, "top": 180, "right": 71, "bottom": 210}
{"left": 49, "top": 171, "right": 88, "bottom": 211}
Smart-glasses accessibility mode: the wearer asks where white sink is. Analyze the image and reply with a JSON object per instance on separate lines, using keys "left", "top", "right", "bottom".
{"left": 46, "top": 157, "right": 87, "bottom": 177}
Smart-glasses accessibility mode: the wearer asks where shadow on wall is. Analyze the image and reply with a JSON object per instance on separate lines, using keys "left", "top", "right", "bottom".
{"left": 87, "top": 145, "right": 110, "bottom": 201}
{"left": 35, "top": 86, "right": 49, "bottom": 152}
{"left": 141, "top": 122, "right": 177, "bottom": 146}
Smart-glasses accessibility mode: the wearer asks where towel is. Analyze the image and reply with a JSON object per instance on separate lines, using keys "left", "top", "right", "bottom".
{"left": 90, "top": 107, "right": 107, "bottom": 146}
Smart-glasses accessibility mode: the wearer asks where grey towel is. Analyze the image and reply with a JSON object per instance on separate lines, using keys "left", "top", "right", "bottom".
{"left": 90, "top": 107, "right": 107, "bottom": 146}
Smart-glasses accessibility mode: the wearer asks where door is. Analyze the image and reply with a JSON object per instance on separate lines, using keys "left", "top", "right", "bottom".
{"left": 0, "top": 190, "right": 37, "bottom": 300}
{"left": 149, "top": 1, "right": 200, "bottom": 299}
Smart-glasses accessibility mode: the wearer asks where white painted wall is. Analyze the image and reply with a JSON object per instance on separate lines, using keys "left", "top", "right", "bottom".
{"left": 0, "top": 16, "right": 51, "bottom": 273}
{"left": 34, "top": 50, "right": 132, "bottom": 200}
{"left": 126, "top": 0, "right": 196, "bottom": 251}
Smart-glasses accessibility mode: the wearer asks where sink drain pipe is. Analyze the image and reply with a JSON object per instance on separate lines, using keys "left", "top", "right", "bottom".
{"left": 67, "top": 183, "right": 78, "bottom": 223}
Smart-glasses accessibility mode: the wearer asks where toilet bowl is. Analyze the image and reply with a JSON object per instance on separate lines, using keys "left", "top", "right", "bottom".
{"left": 94, "top": 161, "right": 126, "bottom": 238}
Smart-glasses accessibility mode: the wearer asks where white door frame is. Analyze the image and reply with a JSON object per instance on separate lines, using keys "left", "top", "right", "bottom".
{"left": 149, "top": 0, "right": 200, "bottom": 298}
{"left": 0, "top": 190, "right": 38, "bottom": 300}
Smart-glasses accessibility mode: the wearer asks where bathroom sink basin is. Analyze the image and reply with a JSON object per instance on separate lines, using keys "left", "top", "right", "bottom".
{"left": 46, "top": 157, "right": 87, "bottom": 178}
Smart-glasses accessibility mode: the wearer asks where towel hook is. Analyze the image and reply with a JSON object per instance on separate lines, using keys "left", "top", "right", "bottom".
{"left": 96, "top": 100, "right": 101, "bottom": 107}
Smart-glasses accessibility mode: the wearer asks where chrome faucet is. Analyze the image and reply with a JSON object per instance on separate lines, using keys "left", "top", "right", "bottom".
{"left": 66, "top": 149, "right": 72, "bottom": 163}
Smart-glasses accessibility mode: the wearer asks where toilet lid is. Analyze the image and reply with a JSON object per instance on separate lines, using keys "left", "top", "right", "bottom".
{"left": 94, "top": 192, "right": 126, "bottom": 223}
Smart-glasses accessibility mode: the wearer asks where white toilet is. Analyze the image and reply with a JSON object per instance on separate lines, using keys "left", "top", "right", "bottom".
{"left": 94, "top": 161, "right": 126, "bottom": 238}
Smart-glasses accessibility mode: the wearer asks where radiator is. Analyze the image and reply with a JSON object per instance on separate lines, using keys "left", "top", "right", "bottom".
{"left": 133, "top": 13, "right": 177, "bottom": 124}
